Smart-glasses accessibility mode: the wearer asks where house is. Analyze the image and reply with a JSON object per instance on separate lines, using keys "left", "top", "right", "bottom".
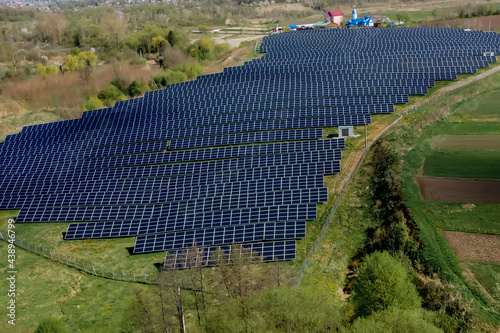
{"left": 324, "top": 10, "right": 344, "bottom": 26}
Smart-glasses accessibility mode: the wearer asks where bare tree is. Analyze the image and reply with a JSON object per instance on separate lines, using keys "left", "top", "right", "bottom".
{"left": 102, "top": 11, "right": 129, "bottom": 50}
{"left": 49, "top": 14, "right": 68, "bottom": 46}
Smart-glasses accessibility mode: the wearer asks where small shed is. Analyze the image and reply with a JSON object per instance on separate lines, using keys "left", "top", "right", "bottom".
{"left": 324, "top": 10, "right": 344, "bottom": 25}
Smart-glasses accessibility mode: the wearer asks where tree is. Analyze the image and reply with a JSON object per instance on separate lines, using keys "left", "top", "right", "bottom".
{"left": 63, "top": 51, "right": 98, "bottom": 85}
{"left": 347, "top": 307, "right": 443, "bottom": 333}
{"left": 167, "top": 30, "right": 175, "bottom": 47}
{"left": 98, "top": 84, "right": 127, "bottom": 106}
{"left": 34, "top": 316, "right": 68, "bottom": 333}
{"left": 199, "top": 38, "right": 215, "bottom": 54}
{"left": 151, "top": 35, "right": 167, "bottom": 55}
{"left": 48, "top": 13, "right": 67, "bottom": 46}
{"left": 352, "top": 251, "right": 421, "bottom": 317}
{"left": 198, "top": 25, "right": 211, "bottom": 33}
{"left": 34, "top": 13, "right": 50, "bottom": 43}
{"left": 83, "top": 95, "right": 104, "bottom": 111}
{"left": 102, "top": 12, "right": 129, "bottom": 50}
{"left": 128, "top": 80, "right": 149, "bottom": 97}
{"left": 36, "top": 63, "right": 59, "bottom": 80}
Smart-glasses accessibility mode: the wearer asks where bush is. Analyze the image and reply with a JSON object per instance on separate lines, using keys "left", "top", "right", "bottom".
{"left": 347, "top": 307, "right": 442, "bottom": 333}
{"left": 99, "top": 84, "right": 127, "bottom": 106}
{"left": 34, "top": 316, "right": 68, "bottom": 333}
{"left": 198, "top": 25, "right": 211, "bottom": 33}
{"left": 352, "top": 251, "right": 421, "bottom": 317}
{"left": 110, "top": 77, "right": 128, "bottom": 94}
{"left": 153, "top": 69, "right": 188, "bottom": 88}
{"left": 215, "top": 43, "right": 230, "bottom": 55}
{"left": 83, "top": 95, "right": 104, "bottom": 111}
{"left": 128, "top": 80, "right": 149, "bottom": 97}
{"left": 175, "top": 62, "right": 203, "bottom": 79}
{"left": 161, "top": 47, "right": 189, "bottom": 69}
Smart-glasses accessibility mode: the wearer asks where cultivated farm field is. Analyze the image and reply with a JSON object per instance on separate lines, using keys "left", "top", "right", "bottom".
{"left": 393, "top": 71, "right": 500, "bottom": 313}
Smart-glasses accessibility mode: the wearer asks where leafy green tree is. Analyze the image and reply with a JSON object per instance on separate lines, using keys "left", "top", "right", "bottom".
{"left": 99, "top": 84, "right": 127, "bottom": 106}
{"left": 127, "top": 80, "right": 149, "bottom": 97}
{"left": 34, "top": 316, "right": 68, "bottom": 333}
{"left": 347, "top": 307, "right": 443, "bottom": 333}
{"left": 199, "top": 38, "right": 215, "bottom": 54}
{"left": 175, "top": 62, "right": 203, "bottom": 79}
{"left": 110, "top": 77, "right": 128, "bottom": 94}
{"left": 152, "top": 35, "right": 167, "bottom": 55}
{"left": 198, "top": 25, "right": 211, "bottom": 33}
{"left": 36, "top": 63, "right": 59, "bottom": 79}
{"left": 352, "top": 251, "right": 421, "bottom": 317}
{"left": 167, "top": 30, "right": 175, "bottom": 47}
{"left": 63, "top": 51, "right": 98, "bottom": 84}
{"left": 83, "top": 95, "right": 104, "bottom": 111}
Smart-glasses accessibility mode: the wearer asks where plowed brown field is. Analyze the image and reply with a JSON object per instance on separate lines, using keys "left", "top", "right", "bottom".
{"left": 416, "top": 176, "right": 500, "bottom": 203}
{"left": 443, "top": 231, "right": 500, "bottom": 263}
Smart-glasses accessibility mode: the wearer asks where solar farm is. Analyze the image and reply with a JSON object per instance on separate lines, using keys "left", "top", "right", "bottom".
{"left": 1, "top": 27, "right": 499, "bottom": 270}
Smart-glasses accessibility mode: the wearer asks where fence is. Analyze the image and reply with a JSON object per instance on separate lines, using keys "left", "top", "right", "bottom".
{"left": 0, "top": 231, "right": 158, "bottom": 285}
{"left": 292, "top": 101, "right": 444, "bottom": 286}
{"left": 293, "top": 64, "right": 498, "bottom": 286}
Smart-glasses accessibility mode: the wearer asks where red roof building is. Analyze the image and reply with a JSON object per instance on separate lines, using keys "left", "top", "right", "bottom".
{"left": 324, "top": 10, "right": 344, "bottom": 26}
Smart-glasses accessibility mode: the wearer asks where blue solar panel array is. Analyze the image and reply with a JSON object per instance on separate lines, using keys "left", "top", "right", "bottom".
{"left": 1, "top": 27, "right": 499, "bottom": 268}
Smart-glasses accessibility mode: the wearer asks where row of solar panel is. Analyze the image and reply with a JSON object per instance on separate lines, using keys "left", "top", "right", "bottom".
{"left": 10, "top": 102, "right": 392, "bottom": 143}
{"left": 134, "top": 221, "right": 306, "bottom": 253}
{"left": 0, "top": 138, "right": 344, "bottom": 171}
{"left": 21, "top": 200, "right": 316, "bottom": 225}
{"left": 163, "top": 241, "right": 296, "bottom": 270}
{"left": 11, "top": 184, "right": 328, "bottom": 213}
{"left": 7, "top": 106, "right": 379, "bottom": 151}
{"left": 2, "top": 128, "right": 323, "bottom": 160}
{"left": 170, "top": 71, "right": 456, "bottom": 88}
{"left": 142, "top": 80, "right": 434, "bottom": 106}
{"left": 146, "top": 71, "right": 448, "bottom": 95}
{"left": 2, "top": 161, "right": 340, "bottom": 196}
{"left": 155, "top": 84, "right": 431, "bottom": 109}
{"left": 62, "top": 204, "right": 316, "bottom": 239}
{"left": 2, "top": 114, "right": 365, "bottom": 152}
{"left": 225, "top": 65, "right": 481, "bottom": 76}
{"left": 73, "top": 96, "right": 406, "bottom": 128}
{"left": 237, "top": 57, "right": 494, "bottom": 69}
{"left": 0, "top": 173, "right": 322, "bottom": 199}
{"left": 250, "top": 54, "right": 497, "bottom": 63}
{"left": 0, "top": 176, "right": 325, "bottom": 209}
{"left": 2, "top": 151, "right": 340, "bottom": 184}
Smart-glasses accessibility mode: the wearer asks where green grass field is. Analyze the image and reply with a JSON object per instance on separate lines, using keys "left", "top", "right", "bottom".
{"left": 0, "top": 241, "right": 136, "bottom": 333}
{"left": 388, "top": 70, "right": 500, "bottom": 325}
{"left": 423, "top": 150, "right": 500, "bottom": 179}
{"left": 465, "top": 261, "right": 500, "bottom": 303}
{"left": 455, "top": 89, "right": 500, "bottom": 116}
